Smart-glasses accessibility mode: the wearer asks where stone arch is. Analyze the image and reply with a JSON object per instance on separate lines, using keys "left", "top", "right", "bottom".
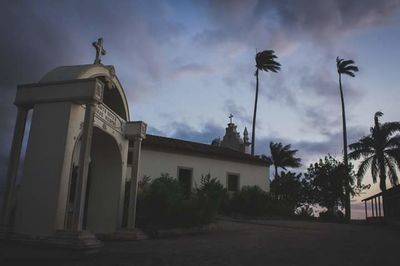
{"left": 40, "top": 64, "right": 130, "bottom": 120}
{"left": 66, "top": 126, "right": 124, "bottom": 233}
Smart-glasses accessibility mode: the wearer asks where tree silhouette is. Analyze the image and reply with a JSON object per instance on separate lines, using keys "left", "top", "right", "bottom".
{"left": 336, "top": 56, "right": 358, "bottom": 221}
{"left": 349, "top": 112, "right": 400, "bottom": 191}
{"left": 251, "top": 50, "right": 280, "bottom": 155}
{"left": 265, "top": 142, "right": 301, "bottom": 178}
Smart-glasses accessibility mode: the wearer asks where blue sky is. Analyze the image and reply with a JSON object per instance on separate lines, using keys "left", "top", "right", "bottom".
{"left": 1, "top": 0, "right": 400, "bottom": 218}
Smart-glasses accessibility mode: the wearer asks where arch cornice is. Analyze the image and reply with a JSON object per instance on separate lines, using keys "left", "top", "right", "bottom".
{"left": 40, "top": 64, "right": 130, "bottom": 121}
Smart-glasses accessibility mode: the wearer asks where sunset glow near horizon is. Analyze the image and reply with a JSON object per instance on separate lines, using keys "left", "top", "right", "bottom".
{"left": 1, "top": 1, "right": 400, "bottom": 219}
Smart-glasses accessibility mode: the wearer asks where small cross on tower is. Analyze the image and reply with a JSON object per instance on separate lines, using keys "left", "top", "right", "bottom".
{"left": 92, "top": 38, "right": 106, "bottom": 64}
{"left": 229, "top": 113, "right": 234, "bottom": 124}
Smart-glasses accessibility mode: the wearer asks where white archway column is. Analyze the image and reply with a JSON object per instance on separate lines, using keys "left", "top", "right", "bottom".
{"left": 124, "top": 121, "right": 147, "bottom": 229}
{"left": 71, "top": 103, "right": 96, "bottom": 231}
{"left": 1, "top": 106, "right": 28, "bottom": 226}
{"left": 127, "top": 136, "right": 143, "bottom": 229}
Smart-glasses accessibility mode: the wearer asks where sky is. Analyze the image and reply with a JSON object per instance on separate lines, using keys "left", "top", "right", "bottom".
{"left": 1, "top": 0, "right": 400, "bottom": 219}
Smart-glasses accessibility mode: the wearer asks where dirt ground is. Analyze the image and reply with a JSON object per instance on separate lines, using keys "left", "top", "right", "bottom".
{"left": 1, "top": 220, "right": 399, "bottom": 266}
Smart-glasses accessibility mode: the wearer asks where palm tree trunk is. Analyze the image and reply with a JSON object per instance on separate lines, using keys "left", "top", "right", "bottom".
{"left": 251, "top": 69, "right": 259, "bottom": 156}
{"left": 378, "top": 154, "right": 387, "bottom": 191}
{"left": 339, "top": 74, "right": 351, "bottom": 222}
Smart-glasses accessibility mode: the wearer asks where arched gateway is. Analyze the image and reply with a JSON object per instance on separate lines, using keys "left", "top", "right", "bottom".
{"left": 0, "top": 45, "right": 147, "bottom": 248}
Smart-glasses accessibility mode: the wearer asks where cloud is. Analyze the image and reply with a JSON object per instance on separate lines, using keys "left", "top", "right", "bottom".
{"left": 172, "top": 63, "right": 213, "bottom": 79}
{"left": 169, "top": 122, "right": 223, "bottom": 144}
{"left": 255, "top": 125, "right": 367, "bottom": 168}
{"left": 223, "top": 100, "right": 253, "bottom": 126}
{"left": 198, "top": 0, "right": 400, "bottom": 49}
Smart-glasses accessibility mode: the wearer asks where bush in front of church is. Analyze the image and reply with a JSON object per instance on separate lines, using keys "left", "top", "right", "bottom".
{"left": 223, "top": 185, "right": 270, "bottom": 216}
{"left": 195, "top": 174, "right": 226, "bottom": 223}
{"left": 138, "top": 173, "right": 225, "bottom": 228}
{"left": 140, "top": 173, "right": 185, "bottom": 228}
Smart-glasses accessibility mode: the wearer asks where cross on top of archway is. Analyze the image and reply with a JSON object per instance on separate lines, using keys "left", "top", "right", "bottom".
{"left": 92, "top": 38, "right": 106, "bottom": 64}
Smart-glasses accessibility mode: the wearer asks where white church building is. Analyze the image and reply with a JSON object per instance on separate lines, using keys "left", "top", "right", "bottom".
{"left": 0, "top": 39, "right": 269, "bottom": 249}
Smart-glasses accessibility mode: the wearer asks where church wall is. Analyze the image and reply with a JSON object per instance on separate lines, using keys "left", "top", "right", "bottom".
{"left": 134, "top": 148, "right": 269, "bottom": 192}
{"left": 14, "top": 102, "right": 76, "bottom": 236}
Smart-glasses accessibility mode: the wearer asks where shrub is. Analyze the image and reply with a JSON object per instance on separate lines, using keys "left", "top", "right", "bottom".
{"left": 138, "top": 173, "right": 225, "bottom": 228}
{"left": 318, "top": 210, "right": 345, "bottom": 222}
{"left": 195, "top": 174, "right": 226, "bottom": 223}
{"left": 228, "top": 186, "right": 269, "bottom": 216}
{"left": 295, "top": 204, "right": 314, "bottom": 219}
{"left": 141, "top": 173, "right": 186, "bottom": 228}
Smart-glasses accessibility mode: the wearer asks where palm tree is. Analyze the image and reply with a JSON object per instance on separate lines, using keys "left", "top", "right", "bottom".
{"left": 336, "top": 56, "right": 358, "bottom": 221}
{"left": 349, "top": 112, "right": 400, "bottom": 191}
{"left": 265, "top": 142, "right": 301, "bottom": 178}
{"left": 251, "top": 50, "right": 281, "bottom": 155}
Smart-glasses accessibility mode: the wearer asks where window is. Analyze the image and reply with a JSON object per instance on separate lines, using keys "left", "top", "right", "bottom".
{"left": 178, "top": 167, "right": 193, "bottom": 198}
{"left": 227, "top": 173, "right": 240, "bottom": 192}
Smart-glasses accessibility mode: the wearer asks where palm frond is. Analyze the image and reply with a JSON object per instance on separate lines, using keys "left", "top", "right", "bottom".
{"left": 385, "top": 135, "right": 400, "bottom": 149}
{"left": 385, "top": 155, "right": 399, "bottom": 186}
{"left": 256, "top": 50, "right": 281, "bottom": 73}
{"left": 337, "top": 57, "right": 358, "bottom": 77}
{"left": 344, "top": 66, "right": 359, "bottom": 72}
{"left": 341, "top": 59, "right": 355, "bottom": 67}
{"left": 348, "top": 148, "right": 374, "bottom": 160}
{"left": 356, "top": 155, "right": 374, "bottom": 181}
{"left": 381, "top": 122, "right": 400, "bottom": 137}
{"left": 341, "top": 70, "right": 355, "bottom": 77}
{"left": 349, "top": 135, "right": 375, "bottom": 160}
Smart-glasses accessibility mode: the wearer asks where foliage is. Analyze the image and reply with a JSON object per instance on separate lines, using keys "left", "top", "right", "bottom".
{"left": 319, "top": 210, "right": 344, "bottom": 222}
{"left": 255, "top": 50, "right": 281, "bottom": 73}
{"left": 211, "top": 138, "right": 221, "bottom": 146}
{"left": 270, "top": 171, "right": 303, "bottom": 213}
{"left": 295, "top": 205, "right": 314, "bottom": 219}
{"left": 264, "top": 142, "right": 301, "bottom": 177}
{"left": 228, "top": 186, "right": 270, "bottom": 216}
{"left": 140, "top": 173, "right": 186, "bottom": 228}
{"left": 138, "top": 175, "right": 151, "bottom": 193}
{"left": 138, "top": 173, "right": 225, "bottom": 228}
{"left": 349, "top": 111, "right": 400, "bottom": 191}
{"left": 195, "top": 174, "right": 226, "bottom": 223}
{"left": 302, "top": 155, "right": 368, "bottom": 212}
{"left": 336, "top": 57, "right": 359, "bottom": 77}
{"left": 222, "top": 185, "right": 298, "bottom": 217}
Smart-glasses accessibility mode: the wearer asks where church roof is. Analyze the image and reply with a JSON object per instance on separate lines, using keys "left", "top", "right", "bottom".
{"left": 141, "top": 134, "right": 267, "bottom": 166}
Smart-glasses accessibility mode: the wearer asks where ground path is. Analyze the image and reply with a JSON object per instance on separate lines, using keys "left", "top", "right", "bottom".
{"left": 1, "top": 220, "right": 398, "bottom": 266}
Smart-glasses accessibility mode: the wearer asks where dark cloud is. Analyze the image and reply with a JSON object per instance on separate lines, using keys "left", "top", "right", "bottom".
{"left": 0, "top": 0, "right": 185, "bottom": 185}
{"left": 146, "top": 121, "right": 224, "bottom": 145}
{"left": 170, "top": 122, "right": 223, "bottom": 144}
{"left": 198, "top": 0, "right": 400, "bottom": 48}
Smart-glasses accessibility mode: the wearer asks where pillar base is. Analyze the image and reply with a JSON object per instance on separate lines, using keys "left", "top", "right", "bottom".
{"left": 0, "top": 225, "right": 11, "bottom": 239}
{"left": 44, "top": 230, "right": 103, "bottom": 252}
{"left": 97, "top": 228, "right": 148, "bottom": 241}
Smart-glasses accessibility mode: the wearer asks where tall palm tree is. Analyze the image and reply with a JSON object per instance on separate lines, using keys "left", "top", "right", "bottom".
{"left": 251, "top": 50, "right": 281, "bottom": 155}
{"left": 349, "top": 112, "right": 400, "bottom": 191}
{"left": 265, "top": 142, "right": 301, "bottom": 178}
{"left": 336, "top": 57, "right": 358, "bottom": 221}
